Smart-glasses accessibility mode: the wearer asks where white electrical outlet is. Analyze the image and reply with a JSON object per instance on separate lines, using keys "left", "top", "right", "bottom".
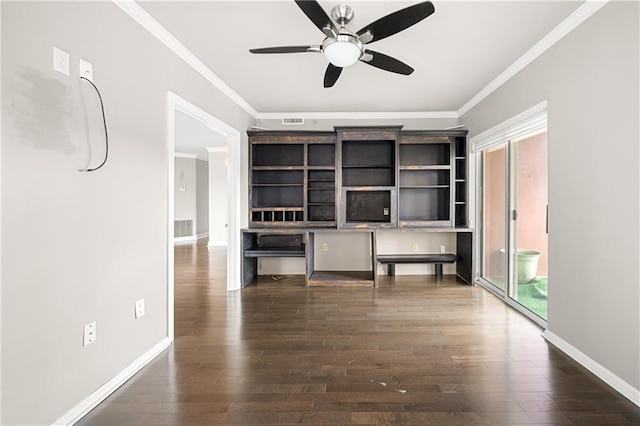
{"left": 322, "top": 243, "right": 328, "bottom": 252}
{"left": 412, "top": 243, "right": 419, "bottom": 252}
{"left": 440, "top": 245, "right": 446, "bottom": 253}
{"left": 53, "top": 46, "right": 69, "bottom": 75}
{"left": 135, "top": 299, "right": 145, "bottom": 319}
{"left": 83, "top": 321, "right": 96, "bottom": 346}
{"left": 79, "top": 59, "right": 93, "bottom": 82}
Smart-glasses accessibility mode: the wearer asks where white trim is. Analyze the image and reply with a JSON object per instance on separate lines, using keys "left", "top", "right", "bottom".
{"left": 207, "top": 240, "right": 228, "bottom": 247}
{"left": 166, "top": 95, "right": 176, "bottom": 343}
{"left": 113, "top": 0, "right": 258, "bottom": 118}
{"left": 51, "top": 338, "right": 171, "bottom": 426}
{"left": 174, "top": 152, "right": 197, "bottom": 159}
{"left": 168, "top": 92, "right": 242, "bottom": 295}
{"left": 543, "top": 330, "right": 640, "bottom": 407}
{"left": 174, "top": 235, "right": 197, "bottom": 243}
{"left": 470, "top": 101, "right": 548, "bottom": 152}
{"left": 458, "top": 0, "right": 609, "bottom": 116}
{"left": 256, "top": 111, "right": 459, "bottom": 120}
{"left": 205, "top": 147, "right": 227, "bottom": 153}
{"left": 196, "top": 232, "right": 209, "bottom": 240}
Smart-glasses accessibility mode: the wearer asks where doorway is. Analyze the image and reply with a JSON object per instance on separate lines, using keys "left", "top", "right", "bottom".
{"left": 167, "top": 92, "right": 242, "bottom": 340}
{"left": 473, "top": 105, "right": 548, "bottom": 325}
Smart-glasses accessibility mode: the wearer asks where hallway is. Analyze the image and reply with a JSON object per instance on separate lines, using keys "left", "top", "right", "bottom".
{"left": 77, "top": 239, "right": 640, "bottom": 425}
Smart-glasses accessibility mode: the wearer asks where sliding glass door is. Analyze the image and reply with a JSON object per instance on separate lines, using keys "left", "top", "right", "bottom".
{"left": 481, "top": 144, "right": 507, "bottom": 292}
{"left": 476, "top": 113, "right": 548, "bottom": 324}
{"left": 511, "top": 133, "right": 548, "bottom": 320}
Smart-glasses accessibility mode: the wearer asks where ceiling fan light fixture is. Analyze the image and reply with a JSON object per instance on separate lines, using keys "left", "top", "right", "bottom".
{"left": 323, "top": 35, "right": 362, "bottom": 67}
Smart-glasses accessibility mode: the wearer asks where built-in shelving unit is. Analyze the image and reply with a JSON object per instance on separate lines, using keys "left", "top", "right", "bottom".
{"left": 249, "top": 132, "right": 337, "bottom": 228}
{"left": 399, "top": 133, "right": 454, "bottom": 227}
{"left": 337, "top": 127, "right": 399, "bottom": 229}
{"left": 245, "top": 127, "right": 470, "bottom": 288}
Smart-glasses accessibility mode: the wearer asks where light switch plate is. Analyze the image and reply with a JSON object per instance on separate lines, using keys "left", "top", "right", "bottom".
{"left": 79, "top": 59, "right": 93, "bottom": 82}
{"left": 83, "top": 321, "right": 96, "bottom": 346}
{"left": 53, "top": 47, "right": 69, "bottom": 75}
{"left": 135, "top": 299, "right": 145, "bottom": 319}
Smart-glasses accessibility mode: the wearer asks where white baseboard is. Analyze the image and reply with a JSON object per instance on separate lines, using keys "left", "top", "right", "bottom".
{"left": 207, "top": 240, "right": 228, "bottom": 247}
{"left": 196, "top": 232, "right": 209, "bottom": 240}
{"left": 543, "top": 330, "right": 640, "bottom": 407}
{"left": 174, "top": 235, "right": 196, "bottom": 244}
{"left": 51, "top": 338, "right": 171, "bottom": 426}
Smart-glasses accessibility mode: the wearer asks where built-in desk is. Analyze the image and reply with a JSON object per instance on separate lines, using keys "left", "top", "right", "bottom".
{"left": 242, "top": 228, "right": 474, "bottom": 288}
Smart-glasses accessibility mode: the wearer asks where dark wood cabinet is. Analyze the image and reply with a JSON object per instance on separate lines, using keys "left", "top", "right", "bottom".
{"left": 337, "top": 127, "right": 399, "bottom": 228}
{"left": 245, "top": 127, "right": 471, "bottom": 287}
{"left": 249, "top": 131, "right": 336, "bottom": 228}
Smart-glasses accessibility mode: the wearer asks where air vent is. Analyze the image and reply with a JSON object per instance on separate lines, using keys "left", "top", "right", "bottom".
{"left": 282, "top": 118, "right": 304, "bottom": 125}
{"left": 174, "top": 219, "right": 193, "bottom": 238}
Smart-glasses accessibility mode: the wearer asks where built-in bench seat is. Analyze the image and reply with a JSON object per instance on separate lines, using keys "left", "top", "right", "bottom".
{"left": 377, "top": 253, "right": 459, "bottom": 278}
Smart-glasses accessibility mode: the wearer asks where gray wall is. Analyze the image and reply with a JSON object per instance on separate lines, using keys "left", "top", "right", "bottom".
{"left": 461, "top": 2, "right": 639, "bottom": 391}
{"left": 174, "top": 156, "right": 197, "bottom": 233}
{"left": 196, "top": 158, "right": 209, "bottom": 236}
{"left": 1, "top": 2, "right": 252, "bottom": 424}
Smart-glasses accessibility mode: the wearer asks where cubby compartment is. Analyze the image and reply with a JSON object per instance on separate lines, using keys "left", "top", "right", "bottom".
{"left": 252, "top": 186, "right": 303, "bottom": 208}
{"left": 308, "top": 205, "right": 336, "bottom": 222}
{"left": 455, "top": 181, "right": 467, "bottom": 203}
{"left": 399, "top": 143, "right": 450, "bottom": 166}
{"left": 399, "top": 188, "right": 450, "bottom": 223}
{"left": 343, "top": 168, "right": 394, "bottom": 187}
{"left": 399, "top": 169, "right": 450, "bottom": 187}
{"left": 252, "top": 170, "right": 303, "bottom": 185}
{"left": 342, "top": 140, "right": 395, "bottom": 167}
{"left": 308, "top": 144, "right": 335, "bottom": 167}
{"left": 252, "top": 143, "right": 303, "bottom": 166}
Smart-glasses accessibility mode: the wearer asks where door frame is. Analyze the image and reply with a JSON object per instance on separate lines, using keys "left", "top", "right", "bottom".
{"left": 471, "top": 102, "right": 548, "bottom": 327}
{"left": 167, "top": 91, "right": 242, "bottom": 341}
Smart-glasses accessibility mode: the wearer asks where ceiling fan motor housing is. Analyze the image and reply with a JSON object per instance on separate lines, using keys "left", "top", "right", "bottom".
{"left": 331, "top": 4, "right": 354, "bottom": 26}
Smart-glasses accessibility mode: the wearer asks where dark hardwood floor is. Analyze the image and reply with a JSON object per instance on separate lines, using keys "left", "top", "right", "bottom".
{"left": 77, "top": 239, "right": 640, "bottom": 425}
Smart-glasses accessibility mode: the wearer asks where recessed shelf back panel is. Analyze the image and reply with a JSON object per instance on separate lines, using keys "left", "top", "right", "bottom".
{"left": 399, "top": 188, "right": 450, "bottom": 221}
{"left": 399, "top": 143, "right": 450, "bottom": 166}
{"left": 308, "top": 144, "right": 335, "bottom": 166}
{"left": 252, "top": 170, "right": 303, "bottom": 185}
{"left": 342, "top": 140, "right": 395, "bottom": 167}
{"left": 400, "top": 170, "right": 450, "bottom": 187}
{"left": 252, "top": 144, "right": 303, "bottom": 166}
{"left": 343, "top": 168, "right": 394, "bottom": 187}
{"left": 252, "top": 186, "right": 303, "bottom": 208}
{"left": 346, "top": 190, "right": 391, "bottom": 223}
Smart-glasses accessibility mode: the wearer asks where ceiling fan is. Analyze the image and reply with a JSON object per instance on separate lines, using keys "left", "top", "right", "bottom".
{"left": 249, "top": 1, "right": 435, "bottom": 88}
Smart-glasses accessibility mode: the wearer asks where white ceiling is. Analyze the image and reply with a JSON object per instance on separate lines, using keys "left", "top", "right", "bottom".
{"left": 140, "top": 0, "right": 583, "bottom": 114}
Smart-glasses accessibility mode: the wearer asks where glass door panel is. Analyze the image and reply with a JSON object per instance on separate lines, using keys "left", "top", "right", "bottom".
{"left": 482, "top": 144, "right": 507, "bottom": 291}
{"left": 512, "top": 133, "right": 548, "bottom": 319}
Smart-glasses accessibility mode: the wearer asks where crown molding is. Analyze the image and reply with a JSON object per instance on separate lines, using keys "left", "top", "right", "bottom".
{"left": 174, "top": 152, "right": 197, "bottom": 159}
{"left": 112, "top": 0, "right": 258, "bottom": 118}
{"left": 255, "top": 111, "right": 459, "bottom": 120}
{"left": 206, "top": 147, "right": 227, "bottom": 153}
{"left": 115, "top": 0, "right": 608, "bottom": 124}
{"left": 458, "top": 0, "right": 610, "bottom": 117}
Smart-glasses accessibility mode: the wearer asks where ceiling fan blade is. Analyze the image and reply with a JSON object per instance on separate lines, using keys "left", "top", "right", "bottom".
{"left": 357, "top": 1, "right": 435, "bottom": 44}
{"left": 361, "top": 50, "right": 414, "bottom": 75}
{"left": 324, "top": 64, "right": 343, "bottom": 88}
{"left": 295, "top": 0, "right": 334, "bottom": 34}
{"left": 249, "top": 46, "right": 320, "bottom": 54}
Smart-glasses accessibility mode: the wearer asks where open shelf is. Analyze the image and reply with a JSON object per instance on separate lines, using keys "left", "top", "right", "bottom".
{"left": 252, "top": 143, "right": 303, "bottom": 167}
